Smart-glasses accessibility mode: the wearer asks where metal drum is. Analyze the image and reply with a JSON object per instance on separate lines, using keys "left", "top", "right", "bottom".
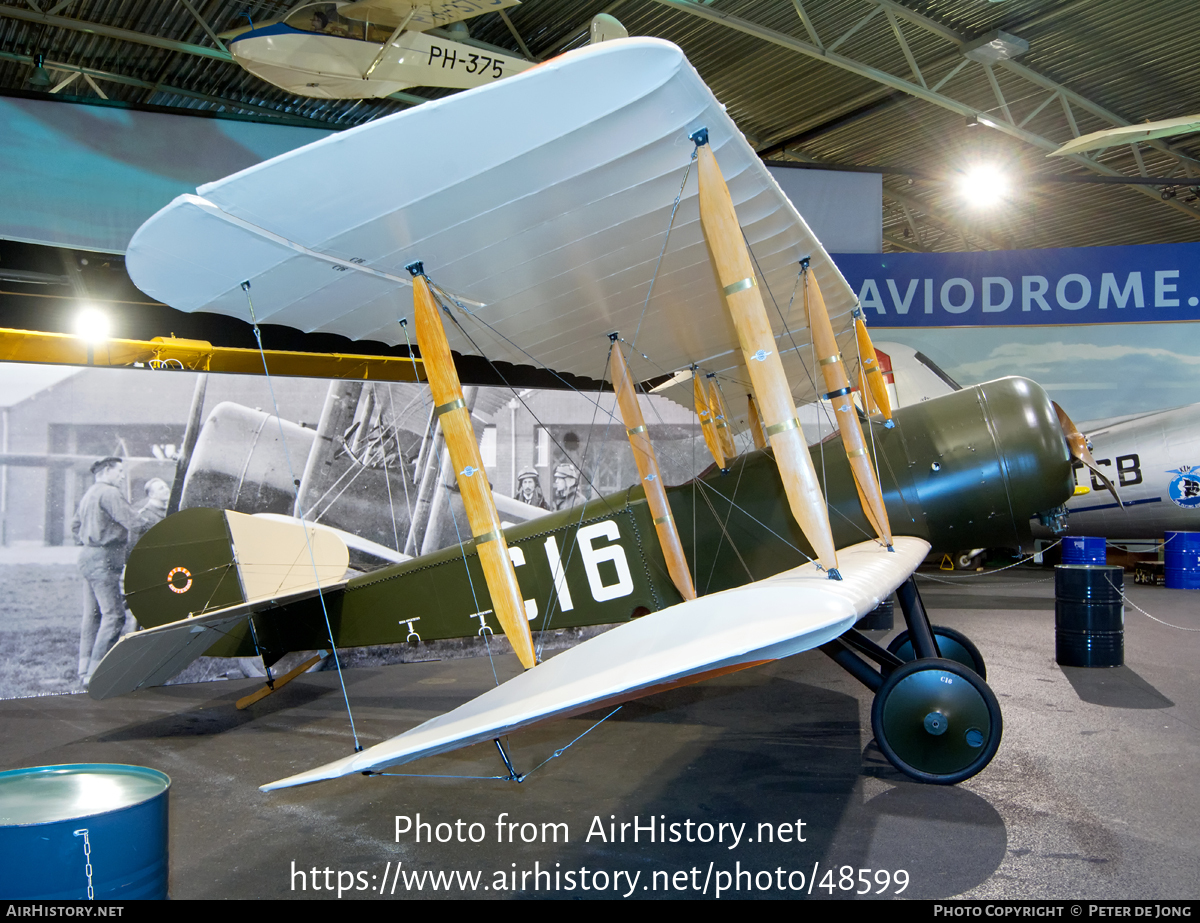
{"left": 1163, "top": 531, "right": 1200, "bottom": 590}
{"left": 0, "top": 764, "right": 170, "bottom": 900}
{"left": 1054, "top": 565, "right": 1124, "bottom": 667}
{"left": 1061, "top": 535, "right": 1106, "bottom": 565}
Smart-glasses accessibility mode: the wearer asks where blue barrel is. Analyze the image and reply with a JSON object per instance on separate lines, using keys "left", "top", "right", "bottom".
{"left": 0, "top": 764, "right": 169, "bottom": 899}
{"left": 1055, "top": 565, "right": 1123, "bottom": 667}
{"left": 1061, "top": 535, "right": 1106, "bottom": 565}
{"left": 1163, "top": 531, "right": 1200, "bottom": 589}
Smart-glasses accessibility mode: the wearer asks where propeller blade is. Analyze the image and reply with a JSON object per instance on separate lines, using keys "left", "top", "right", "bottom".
{"left": 1053, "top": 402, "right": 1123, "bottom": 509}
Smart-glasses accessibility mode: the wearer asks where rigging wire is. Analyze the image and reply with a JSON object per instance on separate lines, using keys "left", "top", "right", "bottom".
{"left": 629, "top": 152, "right": 695, "bottom": 354}
{"left": 240, "top": 282, "right": 362, "bottom": 752}
{"left": 425, "top": 279, "right": 622, "bottom": 657}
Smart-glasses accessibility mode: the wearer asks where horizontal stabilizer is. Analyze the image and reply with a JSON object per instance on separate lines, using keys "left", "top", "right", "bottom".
{"left": 125, "top": 508, "right": 349, "bottom": 628}
{"left": 88, "top": 582, "right": 347, "bottom": 700}
{"left": 227, "top": 512, "right": 349, "bottom": 601}
{"left": 262, "top": 537, "right": 929, "bottom": 790}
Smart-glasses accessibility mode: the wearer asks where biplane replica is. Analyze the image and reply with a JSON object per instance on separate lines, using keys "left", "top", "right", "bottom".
{"left": 105, "top": 38, "right": 1095, "bottom": 790}
{"left": 223, "top": 0, "right": 542, "bottom": 100}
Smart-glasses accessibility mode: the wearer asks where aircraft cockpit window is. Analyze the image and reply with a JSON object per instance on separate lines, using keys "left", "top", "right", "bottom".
{"left": 285, "top": 3, "right": 359, "bottom": 39}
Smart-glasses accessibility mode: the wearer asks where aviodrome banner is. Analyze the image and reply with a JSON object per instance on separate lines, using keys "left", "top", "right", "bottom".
{"left": 833, "top": 243, "right": 1200, "bottom": 326}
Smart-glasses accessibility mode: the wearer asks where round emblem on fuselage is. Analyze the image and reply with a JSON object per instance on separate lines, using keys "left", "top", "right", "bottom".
{"left": 167, "top": 566, "right": 193, "bottom": 594}
{"left": 1167, "top": 466, "right": 1200, "bottom": 509}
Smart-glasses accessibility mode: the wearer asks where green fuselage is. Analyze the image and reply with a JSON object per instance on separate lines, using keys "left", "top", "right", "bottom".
{"left": 178, "top": 377, "right": 1070, "bottom": 662}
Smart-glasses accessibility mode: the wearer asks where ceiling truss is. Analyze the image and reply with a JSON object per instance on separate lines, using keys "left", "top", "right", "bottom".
{"left": 654, "top": 0, "right": 1200, "bottom": 225}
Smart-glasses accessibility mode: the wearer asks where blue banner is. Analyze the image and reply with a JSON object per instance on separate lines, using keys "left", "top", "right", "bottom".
{"left": 831, "top": 242, "right": 1200, "bottom": 327}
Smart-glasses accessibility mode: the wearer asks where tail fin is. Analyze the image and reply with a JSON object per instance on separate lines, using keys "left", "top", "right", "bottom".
{"left": 125, "top": 508, "right": 349, "bottom": 629}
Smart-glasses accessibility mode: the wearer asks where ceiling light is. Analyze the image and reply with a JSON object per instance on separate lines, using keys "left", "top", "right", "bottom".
{"left": 75, "top": 306, "right": 110, "bottom": 342}
{"left": 25, "top": 53, "right": 53, "bottom": 91}
{"left": 956, "top": 165, "right": 1010, "bottom": 208}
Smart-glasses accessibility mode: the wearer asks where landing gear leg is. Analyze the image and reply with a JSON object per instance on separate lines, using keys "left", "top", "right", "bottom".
{"left": 820, "top": 578, "right": 1003, "bottom": 784}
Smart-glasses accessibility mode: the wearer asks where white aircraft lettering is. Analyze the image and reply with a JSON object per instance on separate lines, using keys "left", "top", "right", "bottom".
{"left": 543, "top": 536, "right": 574, "bottom": 612}
{"left": 507, "top": 546, "right": 538, "bottom": 621}
{"left": 576, "top": 521, "right": 634, "bottom": 603}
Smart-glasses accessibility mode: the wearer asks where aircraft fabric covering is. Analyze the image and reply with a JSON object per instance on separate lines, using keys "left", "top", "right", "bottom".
{"left": 127, "top": 39, "right": 863, "bottom": 434}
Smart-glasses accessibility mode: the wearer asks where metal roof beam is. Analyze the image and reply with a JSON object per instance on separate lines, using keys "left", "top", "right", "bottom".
{"left": 0, "top": 50, "right": 336, "bottom": 128}
{"left": 0, "top": 4, "right": 233, "bottom": 61}
{"left": 177, "top": 0, "right": 228, "bottom": 55}
{"left": 651, "top": 0, "right": 1200, "bottom": 224}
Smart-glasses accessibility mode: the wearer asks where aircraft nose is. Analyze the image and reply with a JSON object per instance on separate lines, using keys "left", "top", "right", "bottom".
{"left": 896, "top": 376, "right": 1073, "bottom": 551}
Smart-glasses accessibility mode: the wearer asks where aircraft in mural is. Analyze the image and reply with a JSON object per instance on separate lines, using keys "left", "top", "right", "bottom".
{"left": 101, "top": 38, "right": 1095, "bottom": 790}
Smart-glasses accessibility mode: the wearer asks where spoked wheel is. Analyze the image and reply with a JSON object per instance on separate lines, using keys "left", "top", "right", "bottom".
{"left": 887, "top": 625, "right": 986, "bottom": 680}
{"left": 871, "top": 658, "right": 1002, "bottom": 785}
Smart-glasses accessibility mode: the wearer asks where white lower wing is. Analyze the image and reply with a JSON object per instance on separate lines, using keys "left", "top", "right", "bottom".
{"left": 262, "top": 537, "right": 928, "bottom": 791}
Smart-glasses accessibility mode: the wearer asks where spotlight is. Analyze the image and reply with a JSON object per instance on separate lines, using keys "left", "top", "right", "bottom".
{"left": 75, "top": 306, "right": 110, "bottom": 342}
{"left": 956, "top": 164, "right": 1010, "bottom": 208}
{"left": 26, "top": 53, "right": 53, "bottom": 91}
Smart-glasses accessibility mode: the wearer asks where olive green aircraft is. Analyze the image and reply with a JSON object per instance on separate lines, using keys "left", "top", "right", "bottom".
{"left": 94, "top": 375, "right": 1075, "bottom": 787}
{"left": 104, "top": 38, "right": 1091, "bottom": 790}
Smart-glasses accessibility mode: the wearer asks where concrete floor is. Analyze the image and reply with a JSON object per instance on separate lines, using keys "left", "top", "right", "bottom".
{"left": 2, "top": 567, "right": 1197, "bottom": 900}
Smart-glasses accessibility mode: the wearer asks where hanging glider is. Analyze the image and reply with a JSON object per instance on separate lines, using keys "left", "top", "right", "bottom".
{"left": 121, "top": 38, "right": 1079, "bottom": 789}
{"left": 1050, "top": 113, "right": 1200, "bottom": 158}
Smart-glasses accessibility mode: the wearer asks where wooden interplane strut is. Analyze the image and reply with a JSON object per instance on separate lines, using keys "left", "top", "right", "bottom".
{"left": 746, "top": 394, "right": 767, "bottom": 450}
{"left": 708, "top": 376, "right": 737, "bottom": 461}
{"left": 805, "top": 273, "right": 893, "bottom": 549}
{"left": 609, "top": 340, "right": 696, "bottom": 601}
{"left": 694, "top": 372, "right": 726, "bottom": 470}
{"left": 409, "top": 264, "right": 536, "bottom": 669}
{"left": 854, "top": 314, "right": 893, "bottom": 423}
{"left": 693, "top": 130, "right": 839, "bottom": 577}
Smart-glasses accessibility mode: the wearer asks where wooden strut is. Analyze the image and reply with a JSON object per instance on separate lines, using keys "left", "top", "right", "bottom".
{"left": 236, "top": 651, "right": 327, "bottom": 710}
{"left": 609, "top": 338, "right": 697, "bottom": 601}
{"left": 692, "top": 129, "right": 839, "bottom": 577}
{"left": 857, "top": 365, "right": 878, "bottom": 416}
{"left": 408, "top": 263, "right": 537, "bottom": 669}
{"left": 854, "top": 313, "right": 894, "bottom": 425}
{"left": 708, "top": 376, "right": 737, "bottom": 461}
{"left": 693, "top": 371, "right": 726, "bottom": 470}
{"left": 746, "top": 394, "right": 767, "bottom": 450}
{"left": 804, "top": 271, "right": 894, "bottom": 549}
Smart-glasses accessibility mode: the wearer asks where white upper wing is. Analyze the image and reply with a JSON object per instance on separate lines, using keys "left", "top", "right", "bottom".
{"left": 126, "top": 38, "right": 862, "bottom": 431}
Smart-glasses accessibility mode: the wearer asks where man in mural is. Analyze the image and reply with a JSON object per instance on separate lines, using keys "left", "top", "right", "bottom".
{"left": 514, "top": 466, "right": 549, "bottom": 510}
{"left": 552, "top": 461, "right": 586, "bottom": 511}
{"left": 130, "top": 477, "right": 170, "bottom": 550}
{"left": 72, "top": 456, "right": 138, "bottom": 684}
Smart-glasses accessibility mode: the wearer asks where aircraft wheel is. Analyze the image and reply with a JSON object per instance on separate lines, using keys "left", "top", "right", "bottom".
{"left": 887, "top": 625, "right": 986, "bottom": 680}
{"left": 956, "top": 552, "right": 983, "bottom": 570}
{"left": 871, "top": 658, "right": 1002, "bottom": 785}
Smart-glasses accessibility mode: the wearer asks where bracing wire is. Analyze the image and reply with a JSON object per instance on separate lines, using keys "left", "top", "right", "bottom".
{"left": 630, "top": 153, "right": 695, "bottom": 354}
{"left": 240, "top": 282, "right": 362, "bottom": 752}
{"left": 424, "top": 279, "right": 621, "bottom": 657}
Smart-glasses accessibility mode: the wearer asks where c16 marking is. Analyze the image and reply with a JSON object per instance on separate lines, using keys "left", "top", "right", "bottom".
{"left": 478, "top": 520, "right": 635, "bottom": 629}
